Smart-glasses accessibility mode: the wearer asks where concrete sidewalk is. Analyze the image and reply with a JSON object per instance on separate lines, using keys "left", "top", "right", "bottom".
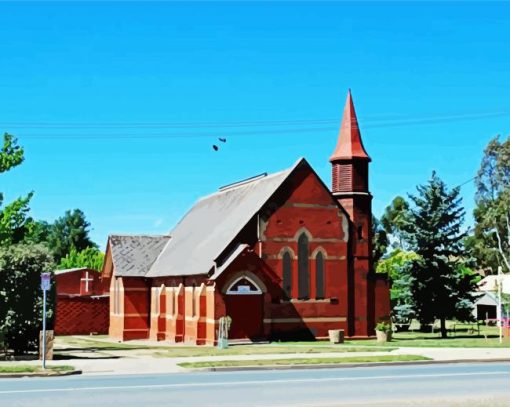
{"left": 3, "top": 346, "right": 510, "bottom": 375}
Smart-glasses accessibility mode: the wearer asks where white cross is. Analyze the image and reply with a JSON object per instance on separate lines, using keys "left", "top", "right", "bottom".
{"left": 81, "top": 271, "right": 94, "bottom": 293}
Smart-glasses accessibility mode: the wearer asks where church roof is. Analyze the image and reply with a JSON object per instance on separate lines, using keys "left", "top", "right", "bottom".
{"left": 108, "top": 235, "right": 170, "bottom": 277}
{"left": 330, "top": 90, "right": 371, "bottom": 162}
{"left": 55, "top": 267, "right": 92, "bottom": 275}
{"left": 145, "top": 158, "right": 305, "bottom": 278}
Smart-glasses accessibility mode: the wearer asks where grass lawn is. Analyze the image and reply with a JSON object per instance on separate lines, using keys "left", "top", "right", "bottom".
{"left": 55, "top": 324, "right": 510, "bottom": 357}
{"left": 341, "top": 326, "right": 510, "bottom": 348}
{"left": 153, "top": 344, "right": 394, "bottom": 358}
{"left": 178, "top": 354, "right": 431, "bottom": 369}
{"left": 56, "top": 336, "right": 159, "bottom": 351}
{"left": 0, "top": 364, "right": 74, "bottom": 374}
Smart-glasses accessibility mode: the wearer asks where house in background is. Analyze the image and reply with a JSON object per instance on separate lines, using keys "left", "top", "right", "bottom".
{"left": 473, "top": 291, "right": 499, "bottom": 321}
{"left": 54, "top": 267, "right": 109, "bottom": 335}
{"left": 472, "top": 274, "right": 510, "bottom": 322}
{"left": 101, "top": 91, "right": 391, "bottom": 344}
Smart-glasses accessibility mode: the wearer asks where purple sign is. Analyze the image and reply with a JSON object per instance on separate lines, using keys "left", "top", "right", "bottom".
{"left": 41, "top": 272, "right": 51, "bottom": 291}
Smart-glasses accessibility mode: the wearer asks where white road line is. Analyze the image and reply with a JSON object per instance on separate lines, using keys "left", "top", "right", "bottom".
{"left": 0, "top": 371, "right": 509, "bottom": 395}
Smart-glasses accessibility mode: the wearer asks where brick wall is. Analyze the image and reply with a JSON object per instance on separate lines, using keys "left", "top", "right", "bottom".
{"left": 55, "top": 296, "right": 109, "bottom": 335}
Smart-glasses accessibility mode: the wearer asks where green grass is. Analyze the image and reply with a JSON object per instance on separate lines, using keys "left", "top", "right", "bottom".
{"left": 0, "top": 365, "right": 38, "bottom": 373}
{"left": 56, "top": 336, "right": 159, "bottom": 351}
{"left": 0, "top": 364, "right": 74, "bottom": 374}
{"left": 178, "top": 354, "right": 431, "bottom": 369}
{"left": 340, "top": 328, "right": 510, "bottom": 348}
{"left": 154, "top": 345, "right": 394, "bottom": 358}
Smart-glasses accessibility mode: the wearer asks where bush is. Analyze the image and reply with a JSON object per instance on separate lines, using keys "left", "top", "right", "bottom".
{"left": 0, "top": 244, "right": 55, "bottom": 354}
{"left": 375, "top": 322, "right": 392, "bottom": 333}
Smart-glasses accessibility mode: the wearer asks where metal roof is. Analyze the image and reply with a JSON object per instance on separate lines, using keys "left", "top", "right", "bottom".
{"left": 209, "top": 243, "right": 249, "bottom": 280}
{"left": 146, "top": 158, "right": 305, "bottom": 278}
{"left": 54, "top": 267, "right": 92, "bottom": 275}
{"left": 109, "top": 235, "right": 171, "bottom": 277}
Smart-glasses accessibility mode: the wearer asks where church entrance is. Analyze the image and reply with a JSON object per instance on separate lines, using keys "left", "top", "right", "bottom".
{"left": 224, "top": 276, "right": 264, "bottom": 340}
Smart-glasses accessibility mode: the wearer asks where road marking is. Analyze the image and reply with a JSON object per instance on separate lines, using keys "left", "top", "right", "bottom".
{"left": 0, "top": 371, "right": 508, "bottom": 395}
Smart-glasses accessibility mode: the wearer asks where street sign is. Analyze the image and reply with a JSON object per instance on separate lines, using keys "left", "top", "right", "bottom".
{"left": 41, "top": 272, "right": 51, "bottom": 291}
{"left": 40, "top": 272, "right": 51, "bottom": 369}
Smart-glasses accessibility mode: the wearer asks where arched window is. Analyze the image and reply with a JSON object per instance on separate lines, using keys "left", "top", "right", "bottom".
{"left": 298, "top": 233, "right": 310, "bottom": 299}
{"left": 315, "top": 252, "right": 325, "bottom": 299}
{"left": 282, "top": 251, "right": 292, "bottom": 299}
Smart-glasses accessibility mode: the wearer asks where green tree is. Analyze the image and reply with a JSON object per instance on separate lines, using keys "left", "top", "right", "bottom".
{"left": 23, "top": 220, "right": 53, "bottom": 245}
{"left": 473, "top": 135, "right": 510, "bottom": 273}
{"left": 372, "top": 215, "right": 389, "bottom": 267}
{"left": 0, "top": 133, "right": 33, "bottom": 246}
{"left": 376, "top": 249, "right": 420, "bottom": 325}
{"left": 405, "top": 172, "right": 479, "bottom": 338}
{"left": 0, "top": 192, "right": 34, "bottom": 245}
{"left": 381, "top": 196, "right": 410, "bottom": 249}
{"left": 0, "top": 133, "right": 24, "bottom": 172}
{"left": 49, "top": 209, "right": 97, "bottom": 261}
{"left": 57, "top": 246, "right": 104, "bottom": 271}
{"left": 0, "top": 244, "right": 55, "bottom": 353}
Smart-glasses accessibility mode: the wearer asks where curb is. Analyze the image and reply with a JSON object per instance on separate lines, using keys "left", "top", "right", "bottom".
{"left": 190, "top": 358, "right": 510, "bottom": 372}
{"left": 0, "top": 369, "right": 82, "bottom": 379}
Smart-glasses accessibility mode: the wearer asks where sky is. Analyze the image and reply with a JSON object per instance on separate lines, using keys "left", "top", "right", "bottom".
{"left": 1, "top": 1, "right": 509, "bottom": 248}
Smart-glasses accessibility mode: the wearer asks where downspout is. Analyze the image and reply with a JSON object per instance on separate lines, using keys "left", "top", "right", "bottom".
{"left": 257, "top": 213, "right": 262, "bottom": 257}
{"left": 182, "top": 276, "right": 186, "bottom": 342}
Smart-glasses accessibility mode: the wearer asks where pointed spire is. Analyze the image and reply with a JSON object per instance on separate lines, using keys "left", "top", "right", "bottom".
{"left": 330, "top": 90, "right": 371, "bottom": 162}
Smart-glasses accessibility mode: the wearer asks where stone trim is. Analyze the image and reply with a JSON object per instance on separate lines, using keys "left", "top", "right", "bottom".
{"left": 293, "top": 227, "right": 313, "bottom": 241}
{"left": 333, "top": 191, "right": 372, "bottom": 197}
{"left": 267, "top": 237, "right": 344, "bottom": 243}
{"left": 281, "top": 298, "right": 332, "bottom": 304}
{"left": 221, "top": 270, "right": 268, "bottom": 294}
{"left": 276, "top": 246, "right": 296, "bottom": 259}
{"left": 266, "top": 254, "right": 346, "bottom": 260}
{"left": 283, "top": 203, "right": 338, "bottom": 209}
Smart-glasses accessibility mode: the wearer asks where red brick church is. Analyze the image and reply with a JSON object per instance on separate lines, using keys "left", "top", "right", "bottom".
{"left": 102, "top": 91, "right": 390, "bottom": 343}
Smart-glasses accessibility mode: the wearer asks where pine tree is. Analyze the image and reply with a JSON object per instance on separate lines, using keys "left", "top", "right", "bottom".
{"left": 406, "top": 172, "right": 479, "bottom": 338}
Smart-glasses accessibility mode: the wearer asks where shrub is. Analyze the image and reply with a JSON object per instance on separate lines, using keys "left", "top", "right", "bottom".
{"left": 375, "top": 322, "right": 392, "bottom": 333}
{"left": 0, "top": 244, "right": 55, "bottom": 354}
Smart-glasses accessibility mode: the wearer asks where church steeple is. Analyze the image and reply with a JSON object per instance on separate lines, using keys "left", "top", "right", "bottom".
{"left": 329, "top": 89, "right": 375, "bottom": 338}
{"left": 330, "top": 90, "right": 371, "bottom": 196}
{"left": 330, "top": 90, "right": 371, "bottom": 162}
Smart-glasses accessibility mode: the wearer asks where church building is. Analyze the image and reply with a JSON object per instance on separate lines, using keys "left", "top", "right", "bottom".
{"left": 101, "top": 91, "right": 390, "bottom": 343}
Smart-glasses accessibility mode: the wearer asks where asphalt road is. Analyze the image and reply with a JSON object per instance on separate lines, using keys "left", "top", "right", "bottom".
{"left": 1, "top": 362, "right": 510, "bottom": 407}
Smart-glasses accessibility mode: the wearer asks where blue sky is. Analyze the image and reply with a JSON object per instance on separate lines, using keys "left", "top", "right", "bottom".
{"left": 1, "top": 2, "right": 509, "bottom": 247}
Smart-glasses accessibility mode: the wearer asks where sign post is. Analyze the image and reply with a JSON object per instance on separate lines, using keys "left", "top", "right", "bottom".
{"left": 498, "top": 266, "right": 503, "bottom": 344}
{"left": 40, "top": 272, "right": 51, "bottom": 369}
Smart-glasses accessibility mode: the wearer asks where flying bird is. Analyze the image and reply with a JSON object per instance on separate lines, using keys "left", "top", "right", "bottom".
{"left": 212, "top": 145, "right": 219, "bottom": 151}
{"left": 218, "top": 138, "right": 227, "bottom": 143}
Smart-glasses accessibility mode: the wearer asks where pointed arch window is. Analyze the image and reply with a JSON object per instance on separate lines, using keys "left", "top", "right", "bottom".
{"left": 315, "top": 252, "right": 325, "bottom": 299}
{"left": 298, "top": 233, "right": 310, "bottom": 299}
{"left": 282, "top": 250, "right": 293, "bottom": 299}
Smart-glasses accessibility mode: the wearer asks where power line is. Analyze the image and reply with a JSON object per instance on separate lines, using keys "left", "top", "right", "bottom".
{"left": 11, "top": 126, "right": 339, "bottom": 140}
{"left": 1, "top": 110, "right": 507, "bottom": 129}
{"left": 2, "top": 111, "right": 508, "bottom": 140}
{"left": 457, "top": 176, "right": 476, "bottom": 189}
{"left": 0, "top": 118, "right": 339, "bottom": 129}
